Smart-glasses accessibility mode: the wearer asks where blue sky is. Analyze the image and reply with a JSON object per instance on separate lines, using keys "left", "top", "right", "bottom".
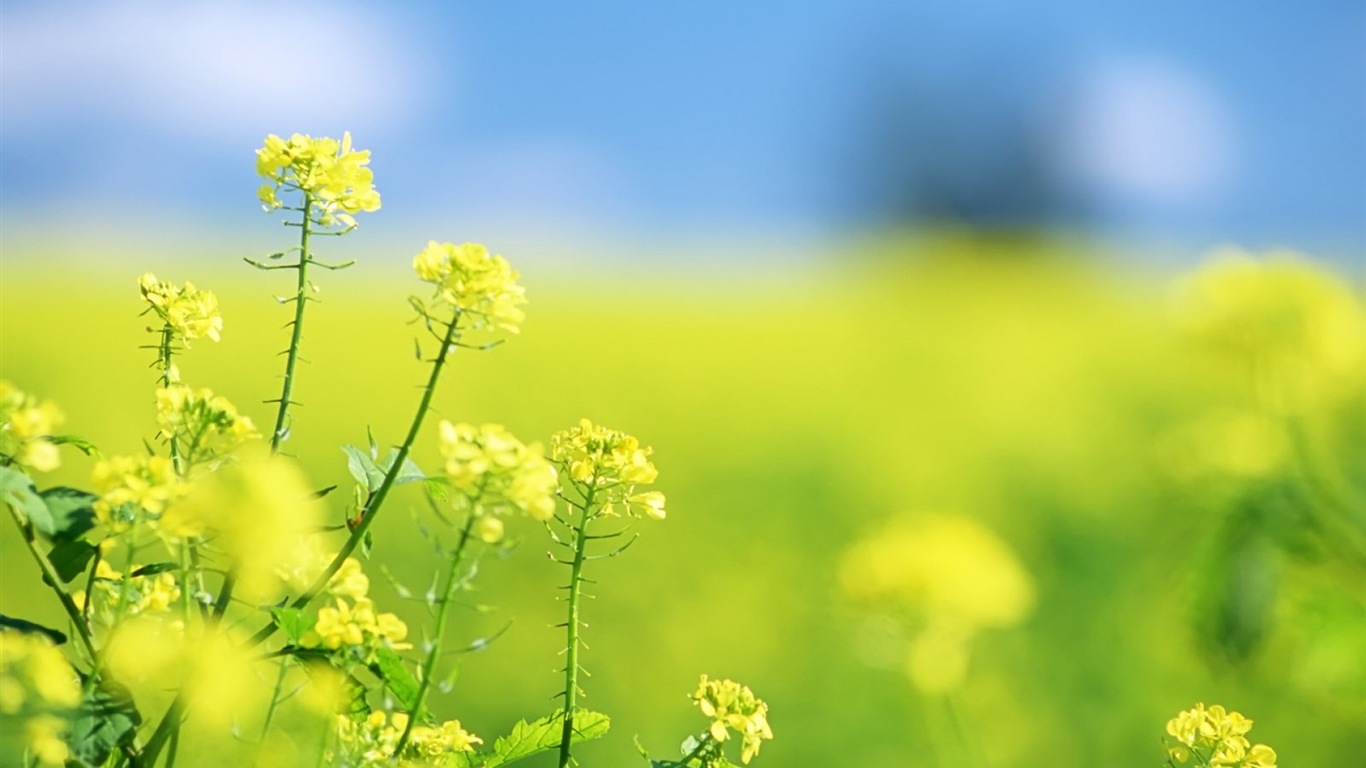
{"left": 2, "top": 0, "right": 1363, "bottom": 255}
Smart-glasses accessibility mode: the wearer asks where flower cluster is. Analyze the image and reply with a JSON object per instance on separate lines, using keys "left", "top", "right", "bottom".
{"left": 550, "top": 418, "right": 666, "bottom": 520}
{"left": 691, "top": 675, "right": 773, "bottom": 765}
{"left": 331, "top": 710, "right": 482, "bottom": 767}
{"left": 1173, "top": 250, "right": 1366, "bottom": 409}
{"left": 91, "top": 454, "right": 187, "bottom": 532}
{"left": 839, "top": 515, "right": 1035, "bottom": 693}
{"left": 0, "top": 381, "right": 63, "bottom": 472}
{"left": 0, "top": 631, "right": 80, "bottom": 766}
{"left": 1165, "top": 703, "right": 1277, "bottom": 767}
{"left": 436, "top": 421, "right": 557, "bottom": 541}
{"left": 138, "top": 273, "right": 223, "bottom": 352}
{"left": 413, "top": 241, "right": 528, "bottom": 334}
{"left": 156, "top": 385, "right": 258, "bottom": 466}
{"left": 256, "top": 132, "right": 381, "bottom": 228}
{"left": 74, "top": 561, "right": 182, "bottom": 625}
{"left": 302, "top": 558, "right": 410, "bottom": 662}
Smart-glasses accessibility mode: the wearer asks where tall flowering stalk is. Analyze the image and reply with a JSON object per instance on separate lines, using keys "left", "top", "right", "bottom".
{"left": 251, "top": 132, "right": 380, "bottom": 452}
{"left": 546, "top": 418, "right": 666, "bottom": 767}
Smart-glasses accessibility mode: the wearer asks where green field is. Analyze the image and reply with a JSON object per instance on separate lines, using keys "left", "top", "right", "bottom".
{"left": 3, "top": 235, "right": 1363, "bottom": 766}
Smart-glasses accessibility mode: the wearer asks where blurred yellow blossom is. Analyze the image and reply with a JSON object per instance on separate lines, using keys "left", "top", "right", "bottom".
{"left": 0, "top": 381, "right": 63, "bottom": 472}
{"left": 156, "top": 385, "right": 258, "bottom": 467}
{"left": 74, "top": 563, "right": 181, "bottom": 625}
{"left": 437, "top": 421, "right": 557, "bottom": 538}
{"left": 91, "top": 454, "right": 186, "bottom": 531}
{"left": 0, "top": 631, "right": 80, "bottom": 713}
{"left": 551, "top": 418, "right": 666, "bottom": 520}
{"left": 413, "top": 241, "right": 528, "bottom": 334}
{"left": 256, "top": 132, "right": 380, "bottom": 228}
{"left": 407, "top": 719, "right": 484, "bottom": 758}
{"left": 1174, "top": 250, "right": 1366, "bottom": 410}
{"left": 840, "top": 514, "right": 1034, "bottom": 693}
{"left": 691, "top": 675, "right": 774, "bottom": 764}
{"left": 138, "top": 273, "right": 222, "bottom": 351}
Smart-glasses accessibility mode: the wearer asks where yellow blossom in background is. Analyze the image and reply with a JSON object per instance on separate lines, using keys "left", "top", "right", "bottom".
{"left": 691, "top": 675, "right": 774, "bottom": 765}
{"left": 332, "top": 710, "right": 410, "bottom": 767}
{"left": 1173, "top": 250, "right": 1366, "bottom": 410}
{"left": 839, "top": 514, "right": 1034, "bottom": 693}
{"left": 0, "top": 381, "right": 64, "bottom": 472}
{"left": 138, "top": 273, "right": 223, "bottom": 351}
{"left": 1164, "top": 702, "right": 1277, "bottom": 768}
{"left": 407, "top": 719, "right": 484, "bottom": 758}
{"left": 75, "top": 563, "right": 182, "bottom": 625}
{"left": 91, "top": 454, "right": 186, "bottom": 531}
{"left": 551, "top": 418, "right": 667, "bottom": 520}
{"left": 436, "top": 421, "right": 557, "bottom": 539}
{"left": 299, "top": 556, "right": 411, "bottom": 662}
{"left": 155, "top": 385, "right": 258, "bottom": 466}
{"left": 413, "top": 241, "right": 528, "bottom": 333}
{"left": 1, "top": 631, "right": 80, "bottom": 767}
{"left": 256, "top": 132, "right": 381, "bottom": 228}
{"left": 165, "top": 450, "right": 322, "bottom": 602}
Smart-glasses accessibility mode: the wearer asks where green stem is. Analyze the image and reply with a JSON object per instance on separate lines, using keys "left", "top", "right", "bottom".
{"left": 145, "top": 315, "right": 464, "bottom": 766}
{"left": 247, "top": 314, "right": 463, "bottom": 647}
{"left": 156, "top": 325, "right": 184, "bottom": 473}
{"left": 269, "top": 195, "right": 314, "bottom": 453}
{"left": 6, "top": 505, "right": 99, "bottom": 661}
{"left": 392, "top": 513, "right": 477, "bottom": 759}
{"left": 558, "top": 486, "right": 597, "bottom": 768}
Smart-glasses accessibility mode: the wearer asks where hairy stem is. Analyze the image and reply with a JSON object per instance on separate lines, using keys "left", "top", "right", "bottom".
{"left": 245, "top": 314, "right": 463, "bottom": 648}
{"left": 6, "top": 505, "right": 99, "bottom": 661}
{"left": 269, "top": 195, "right": 314, "bottom": 453}
{"left": 558, "top": 486, "right": 596, "bottom": 768}
{"left": 392, "top": 513, "right": 477, "bottom": 759}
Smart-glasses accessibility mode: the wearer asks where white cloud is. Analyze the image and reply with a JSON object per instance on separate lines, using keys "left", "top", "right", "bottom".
{"left": 0, "top": 1, "right": 431, "bottom": 137}
{"left": 1052, "top": 57, "right": 1237, "bottom": 207}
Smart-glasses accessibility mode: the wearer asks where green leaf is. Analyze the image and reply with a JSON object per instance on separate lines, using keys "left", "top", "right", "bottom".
{"left": 47, "top": 539, "right": 97, "bottom": 583}
{"left": 0, "top": 465, "right": 53, "bottom": 532}
{"left": 129, "top": 562, "right": 178, "bottom": 578}
{"left": 342, "top": 445, "right": 385, "bottom": 492}
{"left": 271, "top": 607, "right": 317, "bottom": 645}
{"left": 47, "top": 434, "right": 101, "bottom": 457}
{"left": 67, "top": 678, "right": 142, "bottom": 766}
{"left": 379, "top": 449, "right": 425, "bottom": 486}
{"left": 0, "top": 613, "right": 67, "bottom": 644}
{"left": 37, "top": 487, "right": 98, "bottom": 541}
{"left": 368, "top": 647, "right": 420, "bottom": 711}
{"left": 482, "top": 709, "right": 611, "bottom": 767}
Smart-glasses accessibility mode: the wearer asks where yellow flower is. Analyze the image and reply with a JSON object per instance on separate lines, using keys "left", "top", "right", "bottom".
{"left": 156, "top": 385, "right": 258, "bottom": 466}
{"left": 436, "top": 421, "right": 557, "bottom": 536}
{"left": 0, "top": 631, "right": 81, "bottom": 713}
{"left": 550, "top": 418, "right": 666, "bottom": 521}
{"left": 139, "top": 273, "right": 223, "bottom": 348}
{"left": 0, "top": 381, "right": 64, "bottom": 472}
{"left": 256, "top": 132, "right": 380, "bottom": 228}
{"left": 691, "top": 675, "right": 773, "bottom": 765}
{"left": 328, "top": 557, "right": 370, "bottom": 600}
{"left": 91, "top": 454, "right": 186, "bottom": 531}
{"left": 408, "top": 719, "right": 484, "bottom": 757}
{"left": 304, "top": 592, "right": 411, "bottom": 661}
{"left": 413, "top": 241, "right": 528, "bottom": 333}
{"left": 1163, "top": 703, "right": 1277, "bottom": 768}
{"left": 25, "top": 714, "right": 71, "bottom": 766}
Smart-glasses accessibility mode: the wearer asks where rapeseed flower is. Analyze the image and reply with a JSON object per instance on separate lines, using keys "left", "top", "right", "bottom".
{"left": 91, "top": 454, "right": 186, "bottom": 531}
{"left": 1164, "top": 702, "right": 1277, "bottom": 767}
{"left": 0, "top": 631, "right": 80, "bottom": 767}
{"left": 138, "top": 273, "right": 223, "bottom": 351}
{"left": 155, "top": 385, "right": 258, "bottom": 466}
{"left": 437, "top": 421, "right": 557, "bottom": 540}
{"left": 551, "top": 418, "right": 667, "bottom": 520}
{"left": 0, "top": 381, "right": 63, "bottom": 472}
{"left": 256, "top": 132, "right": 380, "bottom": 228}
{"left": 413, "top": 241, "right": 528, "bottom": 334}
{"left": 691, "top": 675, "right": 774, "bottom": 765}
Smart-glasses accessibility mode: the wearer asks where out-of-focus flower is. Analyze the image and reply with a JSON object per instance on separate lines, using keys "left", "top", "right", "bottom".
{"left": 407, "top": 719, "right": 483, "bottom": 757}
{"left": 139, "top": 273, "right": 223, "bottom": 351}
{"left": 257, "top": 132, "right": 380, "bottom": 228}
{"left": 437, "top": 421, "right": 557, "bottom": 540}
{"left": 413, "top": 241, "right": 528, "bottom": 334}
{"left": 0, "top": 631, "right": 80, "bottom": 767}
{"left": 156, "top": 385, "right": 258, "bottom": 467}
{"left": 691, "top": 675, "right": 773, "bottom": 765}
{"left": 92, "top": 455, "right": 187, "bottom": 532}
{"left": 0, "top": 381, "right": 64, "bottom": 472}
{"left": 839, "top": 514, "right": 1034, "bottom": 693}
{"left": 551, "top": 418, "right": 666, "bottom": 521}
{"left": 1174, "top": 250, "right": 1366, "bottom": 410}
{"left": 74, "top": 562, "right": 182, "bottom": 625}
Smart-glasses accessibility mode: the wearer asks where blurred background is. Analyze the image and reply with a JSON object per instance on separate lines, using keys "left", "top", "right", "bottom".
{"left": 2, "top": 1, "right": 1364, "bottom": 766}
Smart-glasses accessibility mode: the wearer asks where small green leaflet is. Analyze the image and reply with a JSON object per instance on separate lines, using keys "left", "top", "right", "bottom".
{"left": 342, "top": 445, "right": 425, "bottom": 494}
{"left": 478, "top": 709, "right": 611, "bottom": 767}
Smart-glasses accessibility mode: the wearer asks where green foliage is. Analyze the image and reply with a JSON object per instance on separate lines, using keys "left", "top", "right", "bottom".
{"left": 67, "top": 679, "right": 142, "bottom": 767}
